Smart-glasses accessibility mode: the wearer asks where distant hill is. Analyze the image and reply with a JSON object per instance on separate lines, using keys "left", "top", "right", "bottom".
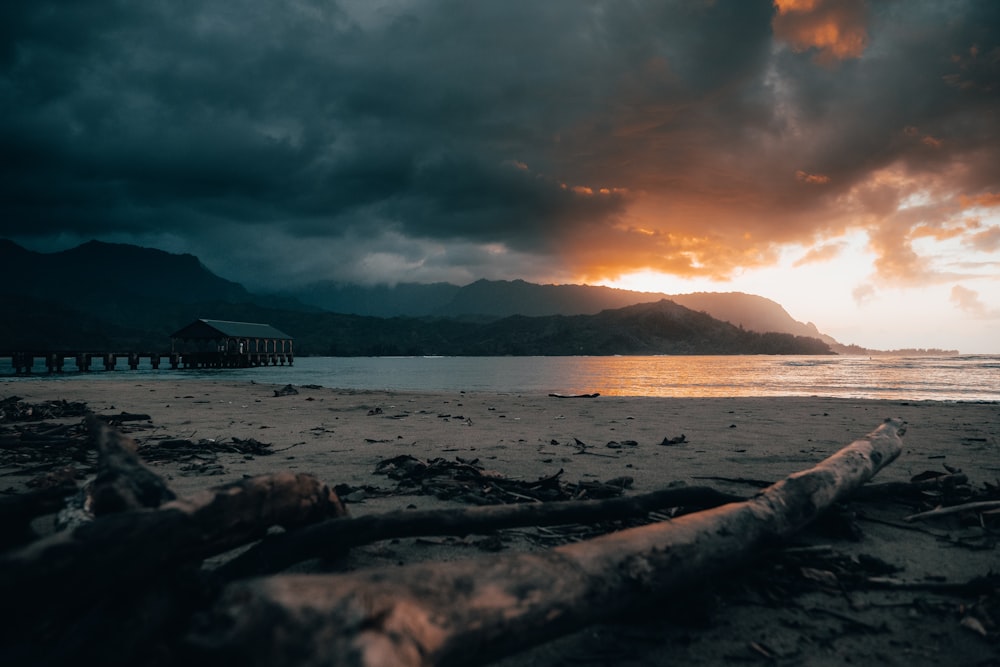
{"left": 443, "top": 299, "right": 834, "bottom": 356}
{"left": 289, "top": 280, "right": 461, "bottom": 317}
{"left": 0, "top": 239, "right": 253, "bottom": 305}
{"left": 281, "top": 278, "right": 843, "bottom": 349}
{"left": 0, "top": 240, "right": 834, "bottom": 355}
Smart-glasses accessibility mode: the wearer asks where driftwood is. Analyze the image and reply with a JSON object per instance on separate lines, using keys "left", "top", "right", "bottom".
{"left": 904, "top": 499, "right": 1000, "bottom": 522}
{"left": 0, "top": 471, "right": 346, "bottom": 635}
{"left": 187, "top": 418, "right": 906, "bottom": 667}
{"left": 217, "top": 485, "right": 745, "bottom": 580}
{"left": 0, "top": 466, "right": 77, "bottom": 549}
{"left": 87, "top": 413, "right": 176, "bottom": 515}
{"left": 852, "top": 472, "right": 967, "bottom": 500}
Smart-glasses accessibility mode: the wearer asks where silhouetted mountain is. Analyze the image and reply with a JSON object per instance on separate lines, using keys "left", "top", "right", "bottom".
{"left": 0, "top": 240, "right": 317, "bottom": 350}
{"left": 444, "top": 300, "right": 834, "bottom": 356}
{"left": 286, "top": 280, "right": 460, "bottom": 317}
{"left": 0, "top": 240, "right": 835, "bottom": 355}
{"left": 283, "top": 278, "right": 842, "bottom": 347}
{"left": 434, "top": 279, "right": 637, "bottom": 317}
{"left": 667, "top": 292, "right": 838, "bottom": 348}
{"left": 0, "top": 240, "right": 253, "bottom": 305}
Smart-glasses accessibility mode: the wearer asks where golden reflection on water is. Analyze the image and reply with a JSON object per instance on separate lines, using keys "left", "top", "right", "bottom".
{"left": 555, "top": 355, "right": 999, "bottom": 401}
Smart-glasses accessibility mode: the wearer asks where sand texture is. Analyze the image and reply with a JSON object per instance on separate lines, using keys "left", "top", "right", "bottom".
{"left": 2, "top": 379, "right": 998, "bottom": 666}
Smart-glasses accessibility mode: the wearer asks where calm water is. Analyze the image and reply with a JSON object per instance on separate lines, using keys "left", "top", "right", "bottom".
{"left": 2, "top": 355, "right": 998, "bottom": 402}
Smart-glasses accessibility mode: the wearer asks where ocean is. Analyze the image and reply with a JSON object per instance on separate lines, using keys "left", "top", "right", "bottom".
{"left": 2, "top": 355, "right": 998, "bottom": 402}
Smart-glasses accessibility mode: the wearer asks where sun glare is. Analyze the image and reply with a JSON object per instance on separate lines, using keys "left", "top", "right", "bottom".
{"left": 596, "top": 270, "right": 722, "bottom": 295}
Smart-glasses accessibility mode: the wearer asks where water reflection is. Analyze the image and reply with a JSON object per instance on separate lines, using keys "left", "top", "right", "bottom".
{"left": 2, "top": 355, "right": 998, "bottom": 402}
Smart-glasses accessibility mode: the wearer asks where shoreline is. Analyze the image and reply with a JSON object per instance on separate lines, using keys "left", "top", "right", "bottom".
{"left": 3, "top": 379, "right": 998, "bottom": 497}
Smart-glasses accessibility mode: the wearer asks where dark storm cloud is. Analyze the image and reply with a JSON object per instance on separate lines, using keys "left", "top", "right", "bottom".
{"left": 1, "top": 0, "right": 998, "bottom": 288}
{"left": 0, "top": 1, "right": 631, "bottom": 251}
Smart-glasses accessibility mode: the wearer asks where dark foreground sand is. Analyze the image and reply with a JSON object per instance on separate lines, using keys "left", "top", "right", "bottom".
{"left": 2, "top": 379, "right": 998, "bottom": 665}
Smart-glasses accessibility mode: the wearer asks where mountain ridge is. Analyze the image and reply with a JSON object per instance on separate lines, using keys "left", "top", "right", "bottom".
{"left": 278, "top": 277, "right": 843, "bottom": 350}
{"left": 0, "top": 239, "right": 896, "bottom": 355}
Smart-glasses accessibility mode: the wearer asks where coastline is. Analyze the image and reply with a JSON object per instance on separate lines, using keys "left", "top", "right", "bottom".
{"left": 2, "top": 379, "right": 998, "bottom": 665}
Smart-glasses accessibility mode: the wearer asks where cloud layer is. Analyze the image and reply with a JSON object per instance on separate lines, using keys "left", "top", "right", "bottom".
{"left": 1, "top": 0, "right": 998, "bottom": 291}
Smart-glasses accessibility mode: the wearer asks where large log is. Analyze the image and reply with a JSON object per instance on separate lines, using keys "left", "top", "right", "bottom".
{"left": 0, "top": 471, "right": 346, "bottom": 634}
{"left": 217, "top": 485, "right": 745, "bottom": 580}
{"left": 188, "top": 418, "right": 905, "bottom": 667}
{"left": 87, "top": 413, "right": 176, "bottom": 515}
{"left": 0, "top": 466, "right": 77, "bottom": 550}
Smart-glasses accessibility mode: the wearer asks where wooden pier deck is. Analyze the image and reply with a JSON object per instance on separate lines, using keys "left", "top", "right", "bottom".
{"left": 1, "top": 350, "right": 293, "bottom": 375}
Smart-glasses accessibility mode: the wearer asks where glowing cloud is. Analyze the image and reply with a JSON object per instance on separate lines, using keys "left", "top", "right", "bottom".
{"left": 950, "top": 285, "right": 1000, "bottom": 318}
{"left": 795, "top": 170, "right": 831, "bottom": 185}
{"left": 793, "top": 242, "right": 845, "bottom": 266}
{"left": 965, "top": 226, "right": 1000, "bottom": 253}
{"left": 772, "top": 0, "right": 868, "bottom": 64}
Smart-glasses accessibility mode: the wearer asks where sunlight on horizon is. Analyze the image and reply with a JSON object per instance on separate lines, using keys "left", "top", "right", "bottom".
{"left": 592, "top": 229, "right": 999, "bottom": 354}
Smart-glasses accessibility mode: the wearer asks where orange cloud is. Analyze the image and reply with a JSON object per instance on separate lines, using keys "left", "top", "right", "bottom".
{"left": 950, "top": 285, "right": 1000, "bottom": 319}
{"left": 795, "top": 169, "right": 831, "bottom": 184}
{"left": 910, "top": 223, "right": 966, "bottom": 241}
{"left": 960, "top": 192, "right": 1000, "bottom": 209}
{"left": 965, "top": 226, "right": 1000, "bottom": 253}
{"left": 793, "top": 242, "right": 845, "bottom": 266}
{"left": 772, "top": 0, "right": 868, "bottom": 64}
{"left": 904, "top": 125, "right": 944, "bottom": 148}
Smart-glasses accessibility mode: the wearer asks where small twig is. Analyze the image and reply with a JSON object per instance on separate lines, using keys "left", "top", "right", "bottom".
{"left": 805, "top": 606, "right": 886, "bottom": 633}
{"left": 905, "top": 500, "right": 1000, "bottom": 522}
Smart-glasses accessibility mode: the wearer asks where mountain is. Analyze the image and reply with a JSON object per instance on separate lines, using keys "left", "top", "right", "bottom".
{"left": 443, "top": 300, "right": 833, "bottom": 356}
{"left": 0, "top": 240, "right": 834, "bottom": 355}
{"left": 288, "top": 280, "right": 460, "bottom": 317}
{"left": 0, "top": 240, "right": 318, "bottom": 350}
{"left": 0, "top": 240, "right": 253, "bottom": 304}
{"left": 280, "top": 278, "right": 841, "bottom": 348}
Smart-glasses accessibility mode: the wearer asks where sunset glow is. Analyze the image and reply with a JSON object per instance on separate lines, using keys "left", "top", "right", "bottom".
{"left": 1, "top": 0, "right": 998, "bottom": 352}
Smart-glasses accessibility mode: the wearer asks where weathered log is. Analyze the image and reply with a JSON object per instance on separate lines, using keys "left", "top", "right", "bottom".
{"left": 188, "top": 418, "right": 905, "bottom": 667}
{"left": 86, "top": 413, "right": 176, "bottom": 515}
{"left": 0, "top": 467, "right": 77, "bottom": 550}
{"left": 216, "top": 485, "right": 745, "bottom": 580}
{"left": 0, "top": 471, "right": 346, "bottom": 634}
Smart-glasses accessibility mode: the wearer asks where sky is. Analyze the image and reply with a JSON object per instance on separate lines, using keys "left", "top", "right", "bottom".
{"left": 1, "top": 1, "right": 998, "bottom": 353}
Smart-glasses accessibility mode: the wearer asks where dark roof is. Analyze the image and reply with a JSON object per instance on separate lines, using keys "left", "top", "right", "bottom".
{"left": 171, "top": 319, "right": 293, "bottom": 340}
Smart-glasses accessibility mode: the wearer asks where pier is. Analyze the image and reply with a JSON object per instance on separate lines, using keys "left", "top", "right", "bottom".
{"left": 2, "top": 350, "right": 293, "bottom": 374}
{"left": 3, "top": 318, "right": 294, "bottom": 375}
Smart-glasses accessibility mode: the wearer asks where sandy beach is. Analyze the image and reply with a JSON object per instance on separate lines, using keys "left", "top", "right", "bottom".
{"left": 2, "top": 379, "right": 998, "bottom": 665}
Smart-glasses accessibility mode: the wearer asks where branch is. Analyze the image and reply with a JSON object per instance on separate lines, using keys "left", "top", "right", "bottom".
{"left": 188, "top": 418, "right": 905, "bottom": 667}
{"left": 904, "top": 500, "right": 1000, "bottom": 522}
{"left": 0, "top": 471, "right": 346, "bottom": 635}
{"left": 216, "top": 486, "right": 745, "bottom": 580}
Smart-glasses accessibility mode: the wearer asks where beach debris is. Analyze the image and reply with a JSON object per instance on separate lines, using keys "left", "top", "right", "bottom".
{"left": 189, "top": 419, "right": 909, "bottom": 667}
{"left": 95, "top": 411, "right": 153, "bottom": 424}
{"left": 0, "top": 466, "right": 77, "bottom": 550}
{"left": 217, "top": 484, "right": 746, "bottom": 581}
{"left": 5, "top": 407, "right": 1000, "bottom": 667}
{"left": 659, "top": 434, "right": 687, "bottom": 446}
{"left": 371, "top": 454, "right": 630, "bottom": 503}
{"left": 548, "top": 392, "right": 601, "bottom": 398}
{"left": 0, "top": 396, "right": 89, "bottom": 422}
{"left": 904, "top": 500, "right": 1000, "bottom": 523}
{"left": 0, "top": 471, "right": 346, "bottom": 655}
{"left": 87, "top": 414, "right": 176, "bottom": 515}
{"left": 273, "top": 384, "right": 299, "bottom": 397}
{"left": 139, "top": 435, "right": 275, "bottom": 459}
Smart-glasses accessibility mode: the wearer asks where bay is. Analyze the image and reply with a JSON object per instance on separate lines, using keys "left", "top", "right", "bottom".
{"left": 2, "top": 355, "right": 998, "bottom": 402}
